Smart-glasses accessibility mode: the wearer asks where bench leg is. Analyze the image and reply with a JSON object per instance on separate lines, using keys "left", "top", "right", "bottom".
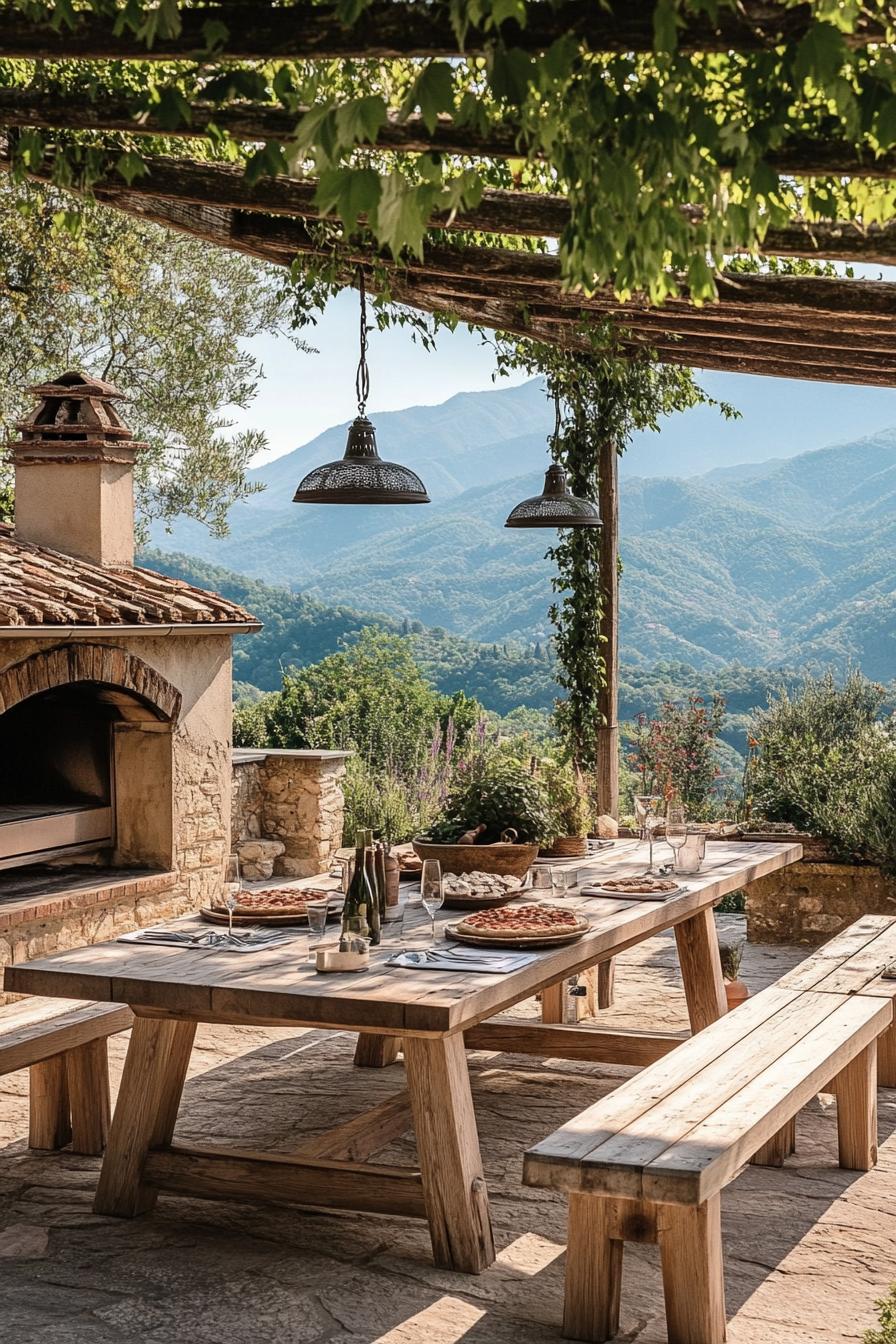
{"left": 658, "top": 1195, "right": 726, "bottom": 1344}
{"left": 354, "top": 1034, "right": 402, "bottom": 1067}
{"left": 834, "top": 1041, "right": 878, "bottom": 1171}
{"left": 562, "top": 1192, "right": 624, "bottom": 1342}
{"left": 878, "top": 1019, "right": 896, "bottom": 1088}
{"left": 751, "top": 1114, "right": 795, "bottom": 1168}
{"left": 66, "top": 1038, "right": 112, "bottom": 1156}
{"left": 29, "top": 1055, "right": 71, "bottom": 1150}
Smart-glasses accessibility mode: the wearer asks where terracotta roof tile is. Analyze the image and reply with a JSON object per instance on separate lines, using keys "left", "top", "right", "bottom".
{"left": 0, "top": 525, "right": 260, "bottom": 630}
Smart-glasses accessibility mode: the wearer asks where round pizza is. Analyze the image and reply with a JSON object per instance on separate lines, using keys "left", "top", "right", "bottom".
{"left": 217, "top": 888, "right": 322, "bottom": 916}
{"left": 454, "top": 902, "right": 589, "bottom": 940}
{"left": 597, "top": 876, "right": 680, "bottom": 895}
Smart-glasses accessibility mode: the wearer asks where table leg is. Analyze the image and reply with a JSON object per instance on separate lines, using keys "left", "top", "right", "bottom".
{"left": 403, "top": 1033, "right": 495, "bottom": 1273}
{"left": 354, "top": 1034, "right": 402, "bottom": 1067}
{"left": 94, "top": 1015, "right": 196, "bottom": 1218}
{"left": 541, "top": 979, "right": 566, "bottom": 1023}
{"left": 674, "top": 908, "right": 727, "bottom": 1033}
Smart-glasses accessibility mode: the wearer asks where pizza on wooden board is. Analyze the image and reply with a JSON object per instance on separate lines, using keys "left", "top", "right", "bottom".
{"left": 454, "top": 903, "right": 589, "bottom": 940}
{"left": 596, "top": 876, "right": 679, "bottom": 895}
{"left": 216, "top": 889, "right": 320, "bottom": 916}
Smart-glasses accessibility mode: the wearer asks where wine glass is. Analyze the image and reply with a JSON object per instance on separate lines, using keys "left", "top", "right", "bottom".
{"left": 665, "top": 801, "right": 688, "bottom": 872}
{"left": 420, "top": 859, "right": 444, "bottom": 946}
{"left": 634, "top": 795, "right": 664, "bottom": 874}
{"left": 223, "top": 853, "right": 242, "bottom": 939}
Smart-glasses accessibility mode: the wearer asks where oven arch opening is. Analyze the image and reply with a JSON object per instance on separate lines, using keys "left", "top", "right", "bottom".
{"left": 0, "top": 648, "right": 177, "bottom": 872}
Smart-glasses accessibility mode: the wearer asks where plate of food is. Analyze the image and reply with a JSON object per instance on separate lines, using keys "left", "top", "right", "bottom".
{"left": 582, "top": 876, "right": 686, "bottom": 901}
{"left": 442, "top": 870, "right": 526, "bottom": 909}
{"left": 446, "top": 902, "right": 590, "bottom": 948}
{"left": 200, "top": 887, "right": 341, "bottom": 926}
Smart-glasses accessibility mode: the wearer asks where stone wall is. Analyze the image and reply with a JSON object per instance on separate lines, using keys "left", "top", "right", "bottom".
{"left": 746, "top": 848, "right": 896, "bottom": 945}
{"left": 231, "top": 749, "right": 348, "bottom": 880}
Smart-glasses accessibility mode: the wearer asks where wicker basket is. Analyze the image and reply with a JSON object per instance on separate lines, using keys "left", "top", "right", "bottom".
{"left": 540, "top": 835, "right": 589, "bottom": 859}
{"left": 411, "top": 838, "right": 539, "bottom": 878}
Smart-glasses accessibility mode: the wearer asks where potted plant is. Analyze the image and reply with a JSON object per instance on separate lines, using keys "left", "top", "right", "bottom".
{"left": 538, "top": 758, "right": 593, "bottom": 858}
{"left": 719, "top": 940, "right": 749, "bottom": 1010}
{"left": 414, "top": 755, "right": 557, "bottom": 877}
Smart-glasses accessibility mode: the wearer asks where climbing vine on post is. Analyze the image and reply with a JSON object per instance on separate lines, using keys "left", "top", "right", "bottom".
{"left": 494, "top": 328, "right": 737, "bottom": 777}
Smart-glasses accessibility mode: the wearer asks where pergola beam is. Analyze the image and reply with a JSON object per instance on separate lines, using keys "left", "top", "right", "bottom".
{"left": 4, "top": 88, "right": 896, "bottom": 183}
{"left": 69, "top": 190, "right": 896, "bottom": 387}
{"left": 32, "top": 151, "right": 896, "bottom": 266}
{"left": 0, "top": 2, "right": 891, "bottom": 62}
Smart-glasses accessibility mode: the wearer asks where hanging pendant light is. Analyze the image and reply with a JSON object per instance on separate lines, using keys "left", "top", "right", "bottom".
{"left": 293, "top": 271, "right": 430, "bottom": 505}
{"left": 504, "top": 392, "right": 601, "bottom": 529}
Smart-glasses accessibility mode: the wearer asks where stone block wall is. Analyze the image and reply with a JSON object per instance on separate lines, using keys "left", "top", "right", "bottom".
{"left": 746, "top": 852, "right": 896, "bottom": 945}
{"left": 231, "top": 749, "right": 349, "bottom": 880}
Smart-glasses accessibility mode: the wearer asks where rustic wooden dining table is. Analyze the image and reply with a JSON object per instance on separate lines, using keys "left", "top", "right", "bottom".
{"left": 4, "top": 839, "right": 801, "bottom": 1275}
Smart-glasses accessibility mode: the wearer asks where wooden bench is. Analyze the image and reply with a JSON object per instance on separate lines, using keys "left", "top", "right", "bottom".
{"left": 0, "top": 997, "right": 133, "bottom": 1155}
{"left": 523, "top": 963, "right": 894, "bottom": 1344}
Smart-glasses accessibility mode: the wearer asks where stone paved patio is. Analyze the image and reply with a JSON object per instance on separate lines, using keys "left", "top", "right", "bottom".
{"left": 1, "top": 914, "right": 894, "bottom": 1344}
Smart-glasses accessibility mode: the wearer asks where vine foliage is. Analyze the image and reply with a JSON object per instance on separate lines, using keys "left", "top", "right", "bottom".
{"left": 495, "top": 328, "right": 737, "bottom": 774}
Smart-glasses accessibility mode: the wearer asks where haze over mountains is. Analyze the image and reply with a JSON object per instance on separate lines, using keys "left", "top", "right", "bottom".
{"left": 153, "top": 375, "right": 896, "bottom": 677}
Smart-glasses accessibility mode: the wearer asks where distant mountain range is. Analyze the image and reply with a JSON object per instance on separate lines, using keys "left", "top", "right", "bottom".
{"left": 151, "top": 378, "right": 896, "bottom": 677}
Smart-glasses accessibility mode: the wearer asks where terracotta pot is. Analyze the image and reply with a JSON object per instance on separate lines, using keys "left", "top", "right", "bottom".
{"left": 540, "top": 835, "right": 589, "bottom": 859}
{"left": 411, "top": 838, "right": 539, "bottom": 878}
{"left": 724, "top": 978, "right": 750, "bottom": 1011}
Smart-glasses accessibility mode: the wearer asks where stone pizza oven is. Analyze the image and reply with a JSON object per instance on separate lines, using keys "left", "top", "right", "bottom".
{"left": 0, "top": 371, "right": 264, "bottom": 980}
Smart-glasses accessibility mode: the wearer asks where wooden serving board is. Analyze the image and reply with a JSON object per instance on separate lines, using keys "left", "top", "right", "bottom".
{"left": 199, "top": 905, "right": 342, "bottom": 928}
{"left": 442, "top": 890, "right": 522, "bottom": 911}
{"left": 446, "top": 921, "right": 589, "bottom": 950}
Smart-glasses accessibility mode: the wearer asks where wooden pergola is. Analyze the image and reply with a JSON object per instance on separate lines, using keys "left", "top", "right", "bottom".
{"left": 3, "top": 0, "right": 895, "bottom": 818}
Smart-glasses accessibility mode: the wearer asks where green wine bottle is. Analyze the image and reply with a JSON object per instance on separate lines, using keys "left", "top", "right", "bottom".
{"left": 341, "top": 831, "right": 372, "bottom": 949}
{"left": 364, "top": 830, "right": 382, "bottom": 945}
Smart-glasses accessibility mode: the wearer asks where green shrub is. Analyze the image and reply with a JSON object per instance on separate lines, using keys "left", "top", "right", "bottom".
{"left": 424, "top": 754, "right": 558, "bottom": 846}
{"left": 627, "top": 693, "right": 726, "bottom": 816}
{"left": 748, "top": 671, "right": 896, "bottom": 872}
{"left": 538, "top": 757, "right": 593, "bottom": 838}
{"left": 865, "top": 1284, "right": 896, "bottom": 1343}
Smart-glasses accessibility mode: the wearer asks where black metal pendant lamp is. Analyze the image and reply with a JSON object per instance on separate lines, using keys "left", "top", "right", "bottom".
{"left": 504, "top": 392, "right": 601, "bottom": 529}
{"left": 293, "top": 272, "right": 430, "bottom": 506}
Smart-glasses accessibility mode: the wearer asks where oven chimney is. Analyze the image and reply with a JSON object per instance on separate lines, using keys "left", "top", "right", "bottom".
{"left": 10, "top": 371, "right": 144, "bottom": 568}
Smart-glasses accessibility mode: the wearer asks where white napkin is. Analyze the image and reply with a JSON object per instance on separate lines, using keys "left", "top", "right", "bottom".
{"left": 118, "top": 925, "right": 302, "bottom": 953}
{"left": 386, "top": 948, "right": 537, "bottom": 974}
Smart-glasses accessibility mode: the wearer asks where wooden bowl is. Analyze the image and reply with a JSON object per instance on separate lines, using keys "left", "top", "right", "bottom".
{"left": 411, "top": 838, "right": 539, "bottom": 878}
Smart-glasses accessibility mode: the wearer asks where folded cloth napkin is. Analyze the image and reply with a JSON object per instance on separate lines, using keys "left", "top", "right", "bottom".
{"left": 385, "top": 948, "right": 537, "bottom": 974}
{"left": 117, "top": 925, "right": 302, "bottom": 953}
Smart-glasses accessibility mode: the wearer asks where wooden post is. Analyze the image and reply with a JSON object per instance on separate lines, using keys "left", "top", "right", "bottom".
{"left": 596, "top": 437, "right": 619, "bottom": 820}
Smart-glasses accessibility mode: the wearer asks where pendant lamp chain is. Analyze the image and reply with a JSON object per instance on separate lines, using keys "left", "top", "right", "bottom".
{"left": 552, "top": 389, "right": 562, "bottom": 456}
{"left": 356, "top": 269, "right": 370, "bottom": 415}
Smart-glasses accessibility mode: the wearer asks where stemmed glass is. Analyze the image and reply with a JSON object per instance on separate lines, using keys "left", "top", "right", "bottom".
{"left": 665, "top": 801, "right": 688, "bottom": 873}
{"left": 634, "top": 794, "right": 664, "bottom": 875}
{"left": 223, "top": 853, "right": 242, "bottom": 939}
{"left": 420, "top": 859, "right": 444, "bottom": 946}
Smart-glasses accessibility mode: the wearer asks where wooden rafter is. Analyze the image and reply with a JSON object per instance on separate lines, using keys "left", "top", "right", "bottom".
{"left": 0, "top": 2, "right": 891, "bottom": 62}
{"left": 56, "top": 188, "right": 896, "bottom": 387}
{"left": 3, "top": 88, "right": 895, "bottom": 183}
{"left": 21, "top": 151, "right": 896, "bottom": 266}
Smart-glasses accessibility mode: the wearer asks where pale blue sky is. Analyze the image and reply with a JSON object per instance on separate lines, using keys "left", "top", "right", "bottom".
{"left": 237, "top": 288, "right": 529, "bottom": 464}
{"left": 236, "top": 263, "right": 896, "bottom": 466}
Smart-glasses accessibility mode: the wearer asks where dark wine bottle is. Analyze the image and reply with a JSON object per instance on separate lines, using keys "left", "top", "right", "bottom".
{"left": 340, "top": 831, "right": 372, "bottom": 948}
{"left": 364, "top": 831, "right": 382, "bottom": 945}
